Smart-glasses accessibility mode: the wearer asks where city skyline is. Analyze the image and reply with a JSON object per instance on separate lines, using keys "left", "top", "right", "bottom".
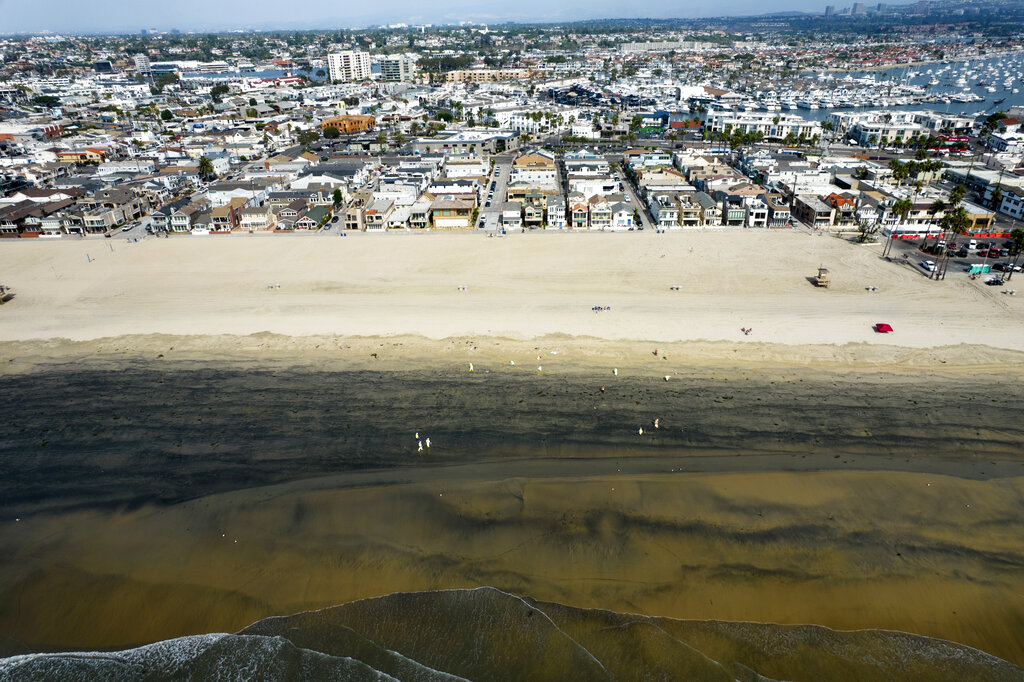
{"left": 3, "top": 0, "right": 885, "bottom": 35}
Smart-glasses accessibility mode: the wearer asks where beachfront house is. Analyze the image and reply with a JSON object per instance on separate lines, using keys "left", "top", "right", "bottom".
{"left": 695, "top": 192, "right": 722, "bottom": 227}
{"left": 611, "top": 202, "right": 633, "bottom": 230}
{"left": 501, "top": 201, "right": 523, "bottom": 229}
{"left": 429, "top": 196, "right": 474, "bottom": 230}
{"left": 587, "top": 195, "right": 612, "bottom": 230}
{"left": 294, "top": 205, "right": 331, "bottom": 231}
{"left": 792, "top": 195, "right": 835, "bottom": 229}
{"left": 546, "top": 195, "right": 566, "bottom": 228}
{"left": 568, "top": 192, "right": 589, "bottom": 229}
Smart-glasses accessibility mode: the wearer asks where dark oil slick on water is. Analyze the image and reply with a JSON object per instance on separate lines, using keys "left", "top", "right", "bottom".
{"left": 2, "top": 365, "right": 1021, "bottom": 511}
{"left": 1, "top": 364, "right": 1023, "bottom": 681}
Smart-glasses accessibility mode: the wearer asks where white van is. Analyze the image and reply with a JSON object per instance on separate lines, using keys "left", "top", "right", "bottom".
{"left": 968, "top": 239, "right": 977, "bottom": 249}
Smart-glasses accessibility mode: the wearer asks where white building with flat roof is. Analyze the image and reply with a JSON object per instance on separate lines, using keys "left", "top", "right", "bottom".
{"left": 381, "top": 55, "right": 417, "bottom": 82}
{"left": 328, "top": 51, "right": 371, "bottom": 83}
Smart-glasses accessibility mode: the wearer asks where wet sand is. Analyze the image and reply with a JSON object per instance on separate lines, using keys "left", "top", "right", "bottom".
{"left": 2, "top": 351, "right": 1024, "bottom": 667}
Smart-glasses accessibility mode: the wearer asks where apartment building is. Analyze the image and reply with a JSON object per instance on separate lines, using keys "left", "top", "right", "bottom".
{"left": 511, "top": 150, "right": 557, "bottom": 185}
{"left": 380, "top": 55, "right": 417, "bottom": 82}
{"left": 321, "top": 115, "right": 376, "bottom": 134}
{"left": 327, "top": 51, "right": 371, "bottom": 83}
{"left": 134, "top": 54, "right": 151, "bottom": 76}
{"left": 441, "top": 69, "right": 530, "bottom": 83}
{"left": 705, "top": 110, "right": 821, "bottom": 141}
{"left": 792, "top": 195, "right": 834, "bottom": 228}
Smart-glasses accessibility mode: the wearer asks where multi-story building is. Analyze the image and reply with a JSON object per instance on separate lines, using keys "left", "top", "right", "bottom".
{"left": 792, "top": 195, "right": 835, "bottom": 229}
{"left": 133, "top": 54, "right": 151, "bottom": 77}
{"left": 328, "top": 51, "right": 371, "bottom": 83}
{"left": 763, "top": 192, "right": 792, "bottom": 227}
{"left": 745, "top": 198, "right": 769, "bottom": 228}
{"left": 587, "top": 195, "right": 612, "bottom": 230}
{"left": 546, "top": 195, "right": 566, "bottom": 228}
{"left": 651, "top": 195, "right": 679, "bottom": 228}
{"left": 441, "top": 69, "right": 530, "bottom": 83}
{"left": 380, "top": 55, "right": 417, "bottom": 82}
{"left": 695, "top": 192, "right": 722, "bottom": 226}
{"left": 705, "top": 110, "right": 821, "bottom": 141}
{"left": 511, "top": 150, "right": 557, "bottom": 185}
{"left": 320, "top": 115, "right": 376, "bottom": 134}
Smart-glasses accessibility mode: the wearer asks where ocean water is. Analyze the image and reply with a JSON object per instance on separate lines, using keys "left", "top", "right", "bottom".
{"left": 2, "top": 588, "right": 1022, "bottom": 681}
{"left": 2, "top": 363, "right": 1024, "bottom": 678}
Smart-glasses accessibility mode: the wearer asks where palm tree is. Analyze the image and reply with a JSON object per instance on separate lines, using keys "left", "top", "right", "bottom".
{"left": 1007, "top": 228, "right": 1024, "bottom": 282}
{"left": 934, "top": 206, "right": 970, "bottom": 280}
{"left": 889, "top": 159, "right": 907, "bottom": 185}
{"left": 921, "top": 199, "right": 945, "bottom": 251}
{"left": 884, "top": 198, "right": 913, "bottom": 258}
{"left": 948, "top": 184, "right": 965, "bottom": 207}
{"left": 990, "top": 187, "right": 1003, "bottom": 211}
{"left": 198, "top": 156, "right": 215, "bottom": 181}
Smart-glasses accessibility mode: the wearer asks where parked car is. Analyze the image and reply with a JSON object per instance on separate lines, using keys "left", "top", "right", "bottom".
{"left": 920, "top": 260, "right": 936, "bottom": 272}
{"left": 985, "top": 277, "right": 1005, "bottom": 286}
{"left": 956, "top": 249, "right": 969, "bottom": 258}
{"left": 992, "top": 262, "right": 1009, "bottom": 271}
{"left": 967, "top": 239, "right": 977, "bottom": 249}
{"left": 121, "top": 225, "right": 133, "bottom": 232}
{"left": 1000, "top": 249, "right": 1010, "bottom": 257}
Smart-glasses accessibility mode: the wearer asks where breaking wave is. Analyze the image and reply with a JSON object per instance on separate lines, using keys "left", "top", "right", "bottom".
{"left": 2, "top": 587, "right": 1021, "bottom": 682}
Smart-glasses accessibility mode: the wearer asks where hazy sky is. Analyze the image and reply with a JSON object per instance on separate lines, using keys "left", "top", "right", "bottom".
{"left": 1, "top": 0, "right": 845, "bottom": 34}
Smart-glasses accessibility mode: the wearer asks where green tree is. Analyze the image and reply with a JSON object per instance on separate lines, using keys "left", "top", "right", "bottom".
{"left": 883, "top": 198, "right": 913, "bottom": 258}
{"left": 160, "top": 109, "right": 173, "bottom": 121}
{"left": 1006, "top": 228, "right": 1024, "bottom": 281}
{"left": 990, "top": 186, "right": 1003, "bottom": 211}
{"left": 297, "top": 129, "right": 320, "bottom": 148}
{"left": 197, "top": 156, "right": 214, "bottom": 180}
{"left": 154, "top": 72, "right": 180, "bottom": 93}
{"left": 323, "top": 126, "right": 339, "bottom": 139}
{"left": 31, "top": 95, "right": 61, "bottom": 108}
{"left": 332, "top": 188, "right": 343, "bottom": 207}
{"left": 856, "top": 218, "right": 880, "bottom": 243}
{"left": 948, "top": 184, "right": 965, "bottom": 207}
{"left": 210, "top": 84, "right": 229, "bottom": 102}
{"left": 934, "top": 206, "right": 970, "bottom": 279}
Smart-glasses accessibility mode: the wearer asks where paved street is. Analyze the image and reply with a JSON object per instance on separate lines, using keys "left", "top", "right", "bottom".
{"left": 608, "top": 161, "right": 655, "bottom": 230}
{"left": 478, "top": 152, "right": 515, "bottom": 231}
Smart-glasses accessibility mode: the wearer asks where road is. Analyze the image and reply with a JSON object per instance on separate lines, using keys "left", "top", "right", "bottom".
{"left": 478, "top": 152, "right": 515, "bottom": 231}
{"left": 611, "top": 165, "right": 654, "bottom": 230}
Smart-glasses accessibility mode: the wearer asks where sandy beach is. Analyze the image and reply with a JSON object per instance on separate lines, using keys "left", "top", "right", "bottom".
{"left": 2, "top": 231, "right": 1024, "bottom": 671}
{"left": 0, "top": 231, "right": 1022, "bottom": 353}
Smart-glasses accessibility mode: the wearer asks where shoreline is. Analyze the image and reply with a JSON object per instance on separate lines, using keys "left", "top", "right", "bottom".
{"left": 4, "top": 333, "right": 1024, "bottom": 379}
